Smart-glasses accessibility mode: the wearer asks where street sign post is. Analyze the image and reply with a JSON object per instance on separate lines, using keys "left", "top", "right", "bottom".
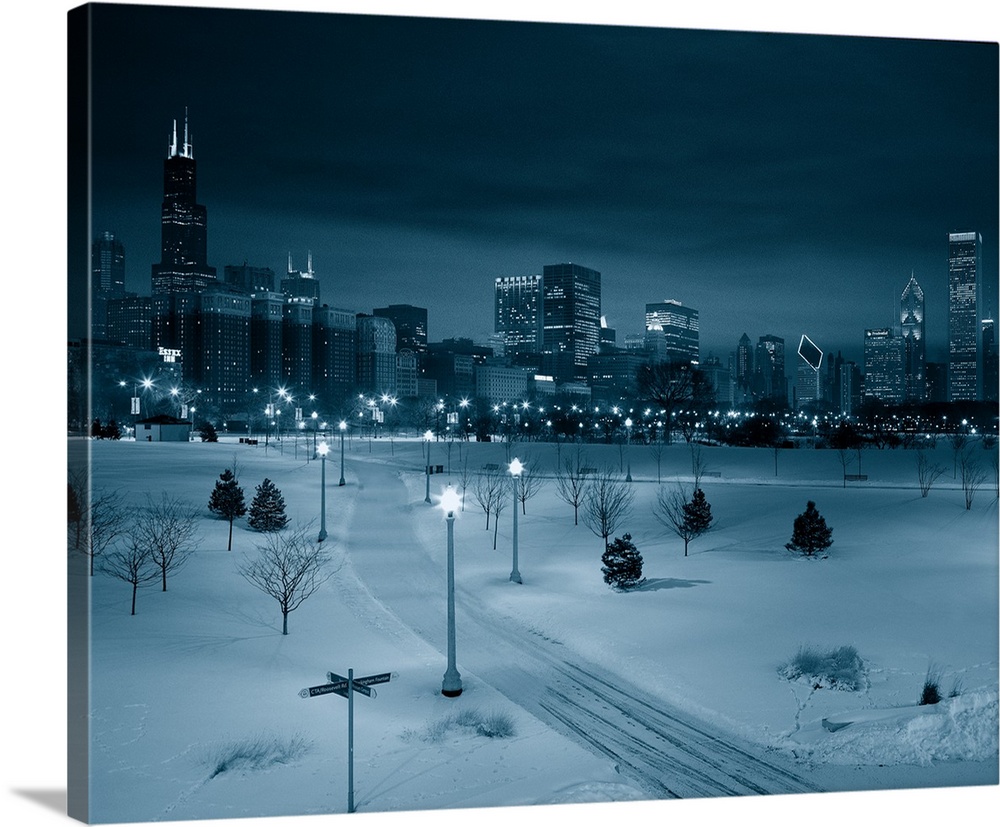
{"left": 299, "top": 667, "right": 392, "bottom": 814}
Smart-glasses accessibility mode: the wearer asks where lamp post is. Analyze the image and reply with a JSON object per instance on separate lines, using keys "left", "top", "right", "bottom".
{"left": 508, "top": 457, "right": 523, "bottom": 584}
{"left": 439, "top": 485, "right": 463, "bottom": 697}
{"left": 424, "top": 429, "right": 434, "bottom": 504}
{"left": 338, "top": 420, "right": 347, "bottom": 486}
{"left": 317, "top": 441, "right": 329, "bottom": 542}
{"left": 624, "top": 418, "right": 633, "bottom": 482}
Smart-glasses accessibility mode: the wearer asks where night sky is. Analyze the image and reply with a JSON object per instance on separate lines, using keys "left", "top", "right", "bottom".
{"left": 82, "top": 2, "right": 998, "bottom": 366}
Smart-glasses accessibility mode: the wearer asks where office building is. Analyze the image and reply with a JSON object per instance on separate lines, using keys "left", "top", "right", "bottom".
{"left": 864, "top": 328, "right": 904, "bottom": 403}
{"left": 282, "top": 301, "right": 314, "bottom": 392}
{"left": 356, "top": 314, "right": 397, "bottom": 394}
{"left": 754, "top": 335, "right": 786, "bottom": 404}
{"left": 282, "top": 252, "right": 321, "bottom": 305}
{"left": 107, "top": 295, "right": 152, "bottom": 351}
{"left": 795, "top": 334, "right": 823, "bottom": 409}
{"left": 92, "top": 231, "right": 126, "bottom": 339}
{"left": 983, "top": 318, "right": 998, "bottom": 402}
{"left": 224, "top": 263, "right": 275, "bottom": 294}
{"left": 373, "top": 304, "right": 428, "bottom": 354}
{"left": 644, "top": 300, "right": 699, "bottom": 365}
{"left": 900, "top": 273, "right": 926, "bottom": 402}
{"left": 150, "top": 113, "right": 217, "bottom": 294}
{"left": 948, "top": 231, "right": 983, "bottom": 401}
{"left": 541, "top": 263, "right": 602, "bottom": 384}
{"left": 313, "top": 305, "right": 358, "bottom": 406}
{"left": 495, "top": 274, "right": 544, "bottom": 358}
{"left": 198, "top": 287, "right": 251, "bottom": 411}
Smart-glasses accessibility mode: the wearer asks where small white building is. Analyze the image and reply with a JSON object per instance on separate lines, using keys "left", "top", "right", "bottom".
{"left": 135, "top": 414, "right": 192, "bottom": 442}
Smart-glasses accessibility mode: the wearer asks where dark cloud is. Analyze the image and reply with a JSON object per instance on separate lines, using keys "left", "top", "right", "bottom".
{"left": 85, "top": 5, "right": 997, "bottom": 364}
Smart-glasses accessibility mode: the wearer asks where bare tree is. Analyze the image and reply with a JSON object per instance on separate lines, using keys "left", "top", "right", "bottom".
{"left": 916, "top": 451, "right": 947, "bottom": 498}
{"left": 515, "top": 455, "right": 545, "bottom": 515}
{"left": 82, "top": 489, "right": 129, "bottom": 577}
{"left": 473, "top": 466, "right": 506, "bottom": 530}
{"left": 68, "top": 469, "right": 87, "bottom": 551}
{"left": 950, "top": 432, "right": 969, "bottom": 478}
{"left": 835, "top": 448, "right": 854, "bottom": 487}
{"left": 239, "top": 527, "right": 335, "bottom": 635}
{"left": 648, "top": 442, "right": 665, "bottom": 484}
{"left": 582, "top": 467, "right": 635, "bottom": 551}
{"left": 555, "top": 451, "right": 591, "bottom": 526}
{"left": 492, "top": 481, "right": 507, "bottom": 550}
{"left": 132, "top": 494, "right": 201, "bottom": 591}
{"left": 457, "top": 457, "right": 474, "bottom": 512}
{"left": 101, "top": 536, "right": 159, "bottom": 615}
{"left": 654, "top": 484, "right": 713, "bottom": 556}
{"left": 637, "top": 361, "right": 714, "bottom": 445}
{"left": 959, "top": 449, "right": 987, "bottom": 510}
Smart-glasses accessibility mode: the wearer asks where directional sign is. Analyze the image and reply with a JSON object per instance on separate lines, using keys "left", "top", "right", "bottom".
{"left": 299, "top": 681, "right": 348, "bottom": 699}
{"left": 354, "top": 672, "right": 392, "bottom": 688}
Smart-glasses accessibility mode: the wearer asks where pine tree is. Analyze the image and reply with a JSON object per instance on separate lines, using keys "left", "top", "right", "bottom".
{"left": 785, "top": 500, "right": 833, "bottom": 557}
{"left": 208, "top": 468, "right": 247, "bottom": 550}
{"left": 601, "top": 533, "right": 645, "bottom": 591}
{"left": 681, "top": 488, "right": 713, "bottom": 554}
{"left": 247, "top": 478, "right": 289, "bottom": 532}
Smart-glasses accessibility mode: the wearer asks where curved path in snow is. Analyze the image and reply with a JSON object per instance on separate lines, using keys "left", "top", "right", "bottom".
{"left": 344, "top": 459, "right": 823, "bottom": 800}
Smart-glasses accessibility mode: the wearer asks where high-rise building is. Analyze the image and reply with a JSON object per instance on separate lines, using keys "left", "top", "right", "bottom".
{"left": 495, "top": 274, "right": 544, "bottom": 358}
{"left": 900, "top": 273, "right": 926, "bottom": 402}
{"left": 107, "top": 295, "right": 152, "bottom": 351}
{"left": 282, "top": 301, "right": 314, "bottom": 392}
{"left": 150, "top": 112, "right": 217, "bottom": 294}
{"left": 644, "top": 300, "right": 699, "bottom": 365}
{"left": 754, "top": 335, "right": 786, "bottom": 404}
{"left": 224, "top": 262, "right": 275, "bottom": 294}
{"left": 795, "top": 334, "right": 823, "bottom": 409}
{"left": 92, "top": 232, "right": 126, "bottom": 339}
{"left": 373, "top": 304, "right": 428, "bottom": 354}
{"left": 864, "top": 328, "right": 904, "bottom": 403}
{"left": 356, "top": 314, "right": 397, "bottom": 394}
{"left": 312, "top": 305, "right": 358, "bottom": 406}
{"left": 281, "top": 252, "right": 321, "bottom": 305}
{"left": 541, "top": 263, "right": 601, "bottom": 384}
{"left": 983, "top": 318, "right": 998, "bottom": 402}
{"left": 838, "top": 361, "right": 862, "bottom": 416}
{"left": 249, "top": 292, "right": 285, "bottom": 392}
{"left": 948, "top": 231, "right": 983, "bottom": 401}
{"left": 734, "top": 333, "right": 754, "bottom": 398}
{"left": 198, "top": 287, "right": 251, "bottom": 411}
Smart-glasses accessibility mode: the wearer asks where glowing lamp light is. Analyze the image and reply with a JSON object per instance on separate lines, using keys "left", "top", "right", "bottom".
{"left": 439, "top": 485, "right": 462, "bottom": 516}
{"left": 625, "top": 417, "right": 633, "bottom": 428}
{"left": 317, "top": 441, "right": 329, "bottom": 457}
{"left": 509, "top": 457, "right": 524, "bottom": 477}
{"left": 424, "top": 429, "right": 434, "bottom": 440}
{"left": 339, "top": 420, "right": 347, "bottom": 431}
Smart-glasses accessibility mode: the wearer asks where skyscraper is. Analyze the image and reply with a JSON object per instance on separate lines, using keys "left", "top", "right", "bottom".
{"left": 948, "top": 231, "right": 983, "bottom": 401}
{"left": 795, "top": 334, "right": 823, "bottom": 409}
{"left": 373, "top": 304, "right": 428, "bottom": 354}
{"left": 754, "top": 335, "right": 786, "bottom": 404}
{"left": 900, "top": 273, "right": 925, "bottom": 402}
{"left": 983, "top": 318, "right": 998, "bottom": 402}
{"left": 541, "top": 263, "right": 601, "bottom": 384}
{"left": 734, "top": 333, "right": 754, "bottom": 399}
{"left": 864, "top": 328, "right": 904, "bottom": 403}
{"left": 494, "top": 274, "right": 543, "bottom": 359}
{"left": 150, "top": 112, "right": 217, "bottom": 294}
{"left": 644, "top": 300, "right": 699, "bottom": 365}
{"left": 91, "top": 231, "right": 126, "bottom": 339}
{"left": 281, "top": 252, "right": 321, "bottom": 305}
{"left": 356, "top": 314, "right": 397, "bottom": 394}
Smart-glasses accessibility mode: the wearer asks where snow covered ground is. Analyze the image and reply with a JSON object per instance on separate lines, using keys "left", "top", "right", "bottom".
{"left": 53, "top": 433, "right": 998, "bottom": 826}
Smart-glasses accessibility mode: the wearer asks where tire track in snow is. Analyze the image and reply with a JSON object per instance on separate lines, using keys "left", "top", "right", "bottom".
{"left": 346, "top": 460, "right": 823, "bottom": 801}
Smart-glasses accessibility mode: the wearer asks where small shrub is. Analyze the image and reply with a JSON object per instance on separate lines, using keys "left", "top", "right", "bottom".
{"left": 410, "top": 708, "right": 516, "bottom": 742}
{"left": 949, "top": 676, "right": 965, "bottom": 698}
{"left": 919, "top": 666, "right": 943, "bottom": 705}
{"left": 474, "top": 710, "right": 516, "bottom": 738}
{"left": 601, "top": 533, "right": 645, "bottom": 590}
{"left": 206, "top": 733, "right": 311, "bottom": 778}
{"left": 779, "top": 644, "right": 865, "bottom": 691}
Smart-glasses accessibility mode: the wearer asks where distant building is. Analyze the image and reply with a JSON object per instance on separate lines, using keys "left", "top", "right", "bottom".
{"left": 541, "top": 263, "right": 601, "bottom": 384}
{"left": 495, "top": 274, "right": 544, "bottom": 359}
{"left": 92, "top": 231, "right": 126, "bottom": 339}
{"left": 475, "top": 364, "right": 532, "bottom": 403}
{"left": 754, "top": 335, "right": 786, "bottom": 404}
{"left": 281, "top": 252, "right": 321, "bottom": 305}
{"left": 734, "top": 333, "right": 754, "bottom": 400}
{"left": 599, "top": 316, "right": 617, "bottom": 352}
{"left": 900, "top": 273, "right": 926, "bottom": 402}
{"left": 925, "top": 361, "right": 948, "bottom": 403}
{"left": 948, "top": 231, "right": 983, "bottom": 401}
{"left": 150, "top": 113, "right": 217, "bottom": 294}
{"left": 249, "top": 292, "right": 285, "bottom": 392}
{"left": 644, "top": 300, "right": 699, "bottom": 365}
{"left": 356, "top": 314, "right": 396, "bottom": 394}
{"left": 135, "top": 414, "right": 192, "bottom": 442}
{"left": 838, "top": 361, "right": 862, "bottom": 416}
{"left": 795, "top": 335, "right": 823, "bottom": 409}
{"left": 313, "top": 305, "right": 357, "bottom": 405}
{"left": 982, "top": 318, "right": 998, "bottom": 402}
{"left": 282, "top": 300, "right": 314, "bottom": 392}
{"left": 395, "top": 349, "right": 420, "bottom": 398}
{"left": 373, "top": 304, "right": 428, "bottom": 354}
{"left": 700, "top": 355, "right": 733, "bottom": 407}
{"left": 106, "top": 294, "right": 152, "bottom": 351}
{"left": 587, "top": 349, "right": 647, "bottom": 403}
{"left": 864, "top": 328, "right": 904, "bottom": 403}
{"left": 198, "top": 287, "right": 251, "bottom": 411}
{"left": 224, "top": 262, "right": 275, "bottom": 294}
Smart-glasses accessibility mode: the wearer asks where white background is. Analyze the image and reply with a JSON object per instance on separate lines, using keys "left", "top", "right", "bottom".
{"left": 3, "top": 2, "right": 997, "bottom": 826}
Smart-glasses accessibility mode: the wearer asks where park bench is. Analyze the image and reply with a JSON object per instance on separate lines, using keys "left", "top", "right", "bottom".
{"left": 844, "top": 474, "right": 868, "bottom": 481}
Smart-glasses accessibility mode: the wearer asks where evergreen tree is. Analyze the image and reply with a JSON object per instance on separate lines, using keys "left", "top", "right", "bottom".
{"left": 785, "top": 500, "right": 833, "bottom": 557}
{"left": 198, "top": 421, "right": 219, "bottom": 442}
{"left": 247, "top": 478, "right": 289, "bottom": 532}
{"left": 601, "top": 533, "right": 645, "bottom": 591}
{"left": 208, "top": 468, "right": 247, "bottom": 550}
{"left": 654, "top": 485, "right": 714, "bottom": 556}
{"left": 682, "top": 488, "right": 713, "bottom": 548}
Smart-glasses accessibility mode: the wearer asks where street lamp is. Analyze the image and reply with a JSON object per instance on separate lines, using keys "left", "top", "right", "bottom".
{"left": 439, "top": 484, "right": 463, "bottom": 697}
{"left": 317, "top": 441, "right": 329, "bottom": 542}
{"left": 508, "top": 458, "right": 523, "bottom": 584}
{"left": 624, "top": 418, "right": 633, "bottom": 482}
{"left": 424, "top": 429, "right": 434, "bottom": 503}
{"left": 338, "top": 420, "right": 347, "bottom": 486}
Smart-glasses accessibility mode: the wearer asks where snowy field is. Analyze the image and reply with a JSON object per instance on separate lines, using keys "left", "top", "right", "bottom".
{"left": 67, "top": 434, "right": 997, "bottom": 824}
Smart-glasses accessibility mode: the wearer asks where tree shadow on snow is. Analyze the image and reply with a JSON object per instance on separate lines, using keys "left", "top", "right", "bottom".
{"left": 637, "top": 577, "right": 711, "bottom": 591}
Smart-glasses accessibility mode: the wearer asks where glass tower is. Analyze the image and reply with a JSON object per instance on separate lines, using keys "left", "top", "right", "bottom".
{"left": 541, "top": 263, "right": 601, "bottom": 384}
{"left": 947, "top": 231, "right": 983, "bottom": 401}
{"left": 900, "top": 273, "right": 926, "bottom": 402}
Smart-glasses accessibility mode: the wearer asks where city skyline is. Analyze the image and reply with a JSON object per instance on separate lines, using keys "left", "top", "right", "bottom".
{"left": 76, "top": 4, "right": 998, "bottom": 368}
